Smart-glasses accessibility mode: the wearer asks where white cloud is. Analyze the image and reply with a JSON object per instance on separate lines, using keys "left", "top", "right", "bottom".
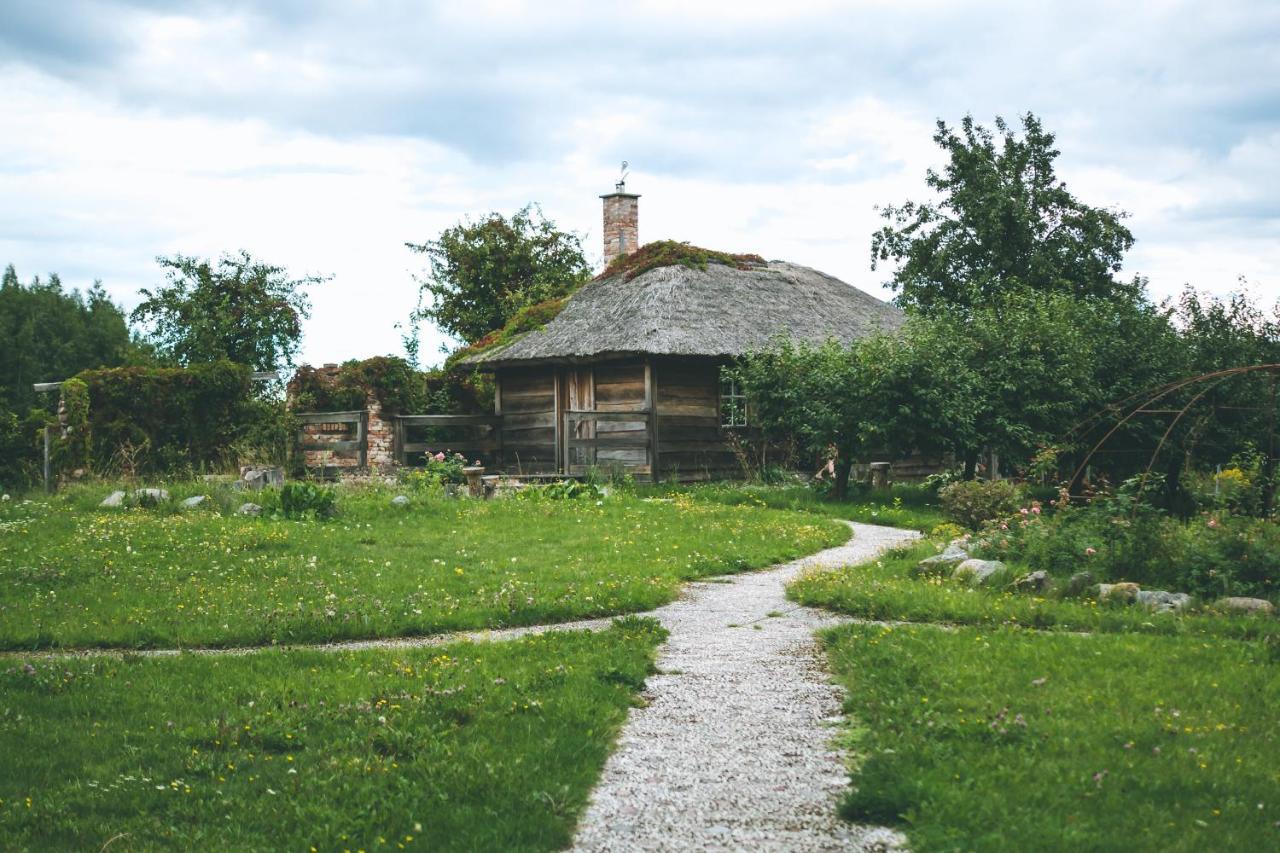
{"left": 1, "top": 0, "right": 1278, "bottom": 375}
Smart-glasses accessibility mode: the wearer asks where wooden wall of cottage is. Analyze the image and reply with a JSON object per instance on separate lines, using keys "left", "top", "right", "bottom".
{"left": 493, "top": 356, "right": 737, "bottom": 482}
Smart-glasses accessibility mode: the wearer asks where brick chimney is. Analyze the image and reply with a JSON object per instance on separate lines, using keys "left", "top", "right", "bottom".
{"left": 600, "top": 170, "right": 639, "bottom": 268}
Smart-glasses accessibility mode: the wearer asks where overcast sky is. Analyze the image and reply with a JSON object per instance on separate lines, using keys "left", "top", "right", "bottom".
{"left": 2, "top": 0, "right": 1278, "bottom": 369}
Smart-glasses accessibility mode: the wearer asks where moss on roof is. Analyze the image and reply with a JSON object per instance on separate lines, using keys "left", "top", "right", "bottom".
{"left": 596, "top": 240, "right": 766, "bottom": 282}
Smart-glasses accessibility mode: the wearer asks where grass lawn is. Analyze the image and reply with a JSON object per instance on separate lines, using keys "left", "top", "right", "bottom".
{"left": 790, "top": 540, "right": 1280, "bottom": 641}
{"left": 822, "top": 623, "right": 1280, "bottom": 852}
{"left": 654, "top": 482, "right": 948, "bottom": 533}
{"left": 0, "top": 619, "right": 664, "bottom": 852}
{"left": 0, "top": 485, "right": 844, "bottom": 650}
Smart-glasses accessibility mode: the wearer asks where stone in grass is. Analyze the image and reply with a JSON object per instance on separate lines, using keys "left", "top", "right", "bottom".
{"left": 1094, "top": 582, "right": 1141, "bottom": 603}
{"left": 1063, "top": 571, "right": 1096, "bottom": 598}
{"left": 915, "top": 547, "right": 969, "bottom": 577}
{"left": 100, "top": 490, "right": 126, "bottom": 508}
{"left": 1135, "top": 590, "right": 1191, "bottom": 613}
{"left": 133, "top": 488, "right": 170, "bottom": 504}
{"left": 180, "top": 495, "right": 208, "bottom": 509}
{"left": 391, "top": 495, "right": 410, "bottom": 507}
{"left": 952, "top": 559, "right": 1006, "bottom": 587}
{"left": 1213, "top": 597, "right": 1276, "bottom": 617}
{"left": 1013, "top": 570, "right": 1052, "bottom": 594}
{"left": 237, "top": 502, "right": 263, "bottom": 517}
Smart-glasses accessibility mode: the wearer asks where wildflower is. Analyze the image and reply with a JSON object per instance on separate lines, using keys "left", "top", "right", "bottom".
{"left": 1207, "top": 517, "right": 1220, "bottom": 529}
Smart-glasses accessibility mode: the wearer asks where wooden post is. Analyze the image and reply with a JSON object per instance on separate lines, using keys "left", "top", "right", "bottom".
{"left": 554, "top": 370, "right": 563, "bottom": 475}
{"left": 356, "top": 411, "right": 368, "bottom": 468}
{"left": 43, "top": 425, "right": 52, "bottom": 493}
{"left": 644, "top": 359, "right": 659, "bottom": 481}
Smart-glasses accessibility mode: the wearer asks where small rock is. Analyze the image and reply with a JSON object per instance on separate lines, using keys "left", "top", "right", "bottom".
{"left": 100, "top": 490, "right": 126, "bottom": 508}
{"left": 237, "top": 502, "right": 263, "bottom": 517}
{"left": 947, "top": 538, "right": 972, "bottom": 555}
{"left": 180, "top": 495, "right": 207, "bottom": 509}
{"left": 391, "top": 495, "right": 410, "bottom": 507}
{"left": 1214, "top": 597, "right": 1276, "bottom": 617}
{"left": 240, "top": 466, "right": 285, "bottom": 490}
{"left": 914, "top": 548, "right": 969, "bottom": 577}
{"left": 1064, "top": 571, "right": 1096, "bottom": 598}
{"left": 1095, "top": 582, "right": 1141, "bottom": 603}
{"left": 1014, "top": 570, "right": 1052, "bottom": 594}
{"left": 133, "top": 488, "right": 170, "bottom": 504}
{"left": 1136, "top": 590, "right": 1191, "bottom": 613}
{"left": 952, "top": 559, "right": 1006, "bottom": 587}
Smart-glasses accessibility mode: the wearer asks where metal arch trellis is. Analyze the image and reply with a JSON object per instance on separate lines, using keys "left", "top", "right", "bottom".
{"left": 1063, "top": 364, "right": 1280, "bottom": 514}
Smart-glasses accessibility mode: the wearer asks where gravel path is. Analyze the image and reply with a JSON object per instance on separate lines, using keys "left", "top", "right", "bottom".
{"left": 571, "top": 521, "right": 920, "bottom": 853}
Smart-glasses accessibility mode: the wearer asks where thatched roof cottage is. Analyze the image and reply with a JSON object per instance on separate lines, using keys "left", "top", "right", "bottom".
{"left": 461, "top": 183, "right": 904, "bottom": 481}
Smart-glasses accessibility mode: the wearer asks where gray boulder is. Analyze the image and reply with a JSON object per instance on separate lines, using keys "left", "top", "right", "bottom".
{"left": 133, "top": 488, "right": 170, "bottom": 504}
{"left": 1014, "top": 570, "right": 1052, "bottom": 594}
{"left": 915, "top": 547, "right": 970, "bottom": 577}
{"left": 391, "top": 495, "right": 410, "bottom": 507}
{"left": 237, "top": 502, "right": 263, "bottom": 517}
{"left": 1094, "top": 582, "right": 1141, "bottom": 603}
{"left": 240, "top": 466, "right": 285, "bottom": 490}
{"left": 1064, "top": 571, "right": 1096, "bottom": 598}
{"left": 952, "top": 559, "right": 1007, "bottom": 587}
{"left": 1136, "top": 590, "right": 1191, "bottom": 613}
{"left": 180, "top": 495, "right": 208, "bottom": 509}
{"left": 100, "top": 490, "right": 126, "bottom": 508}
{"left": 1214, "top": 596, "right": 1276, "bottom": 617}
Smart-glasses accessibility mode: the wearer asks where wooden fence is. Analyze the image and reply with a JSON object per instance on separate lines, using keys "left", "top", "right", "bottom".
{"left": 295, "top": 410, "right": 368, "bottom": 467}
{"left": 394, "top": 414, "right": 503, "bottom": 466}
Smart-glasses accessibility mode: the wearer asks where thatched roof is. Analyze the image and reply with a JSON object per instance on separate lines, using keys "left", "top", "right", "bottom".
{"left": 463, "top": 259, "right": 904, "bottom": 367}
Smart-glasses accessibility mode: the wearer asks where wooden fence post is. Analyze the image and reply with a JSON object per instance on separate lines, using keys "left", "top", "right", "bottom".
{"left": 43, "top": 425, "right": 52, "bottom": 493}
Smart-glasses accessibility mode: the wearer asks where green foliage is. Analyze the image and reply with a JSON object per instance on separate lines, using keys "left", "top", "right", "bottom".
{"left": 0, "top": 265, "right": 138, "bottom": 487}
{"left": 0, "top": 622, "right": 665, "bottom": 850}
{"left": 131, "top": 251, "right": 322, "bottom": 373}
{"left": 822, "top": 623, "right": 1280, "bottom": 851}
{"left": 597, "top": 240, "right": 765, "bottom": 281}
{"left": 447, "top": 296, "right": 570, "bottom": 363}
{"left": 76, "top": 361, "right": 266, "bottom": 475}
{"left": 938, "top": 479, "right": 1024, "bottom": 529}
{"left": 971, "top": 486, "right": 1280, "bottom": 600}
{"left": 276, "top": 481, "right": 338, "bottom": 520}
{"left": 736, "top": 286, "right": 1181, "bottom": 484}
{"left": 55, "top": 377, "right": 91, "bottom": 473}
{"left": 407, "top": 205, "right": 590, "bottom": 345}
{"left": 290, "top": 356, "right": 428, "bottom": 415}
{"left": 520, "top": 479, "right": 605, "bottom": 500}
{"left": 416, "top": 450, "right": 469, "bottom": 485}
{"left": 871, "top": 113, "right": 1138, "bottom": 314}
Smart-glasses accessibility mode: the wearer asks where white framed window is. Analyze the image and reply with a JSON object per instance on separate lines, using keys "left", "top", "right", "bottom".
{"left": 719, "top": 371, "right": 747, "bottom": 428}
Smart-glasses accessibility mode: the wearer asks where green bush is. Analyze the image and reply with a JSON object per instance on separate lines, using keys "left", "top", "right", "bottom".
{"left": 519, "top": 479, "right": 604, "bottom": 500}
{"left": 76, "top": 361, "right": 264, "bottom": 474}
{"left": 276, "top": 481, "right": 337, "bottom": 519}
{"left": 938, "top": 479, "right": 1023, "bottom": 529}
{"left": 972, "top": 484, "right": 1279, "bottom": 600}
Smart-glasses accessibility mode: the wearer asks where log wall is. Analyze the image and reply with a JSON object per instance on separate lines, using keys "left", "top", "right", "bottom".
{"left": 653, "top": 357, "right": 738, "bottom": 481}
{"left": 495, "top": 367, "right": 557, "bottom": 473}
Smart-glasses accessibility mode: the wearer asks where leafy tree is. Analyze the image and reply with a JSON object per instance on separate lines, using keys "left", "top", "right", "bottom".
{"left": 0, "top": 265, "right": 135, "bottom": 414}
{"left": 872, "top": 113, "right": 1137, "bottom": 314}
{"left": 407, "top": 205, "right": 591, "bottom": 346}
{"left": 0, "top": 264, "right": 138, "bottom": 486}
{"left": 733, "top": 334, "right": 977, "bottom": 498}
{"left": 131, "top": 251, "right": 322, "bottom": 372}
{"left": 735, "top": 288, "right": 1181, "bottom": 491}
